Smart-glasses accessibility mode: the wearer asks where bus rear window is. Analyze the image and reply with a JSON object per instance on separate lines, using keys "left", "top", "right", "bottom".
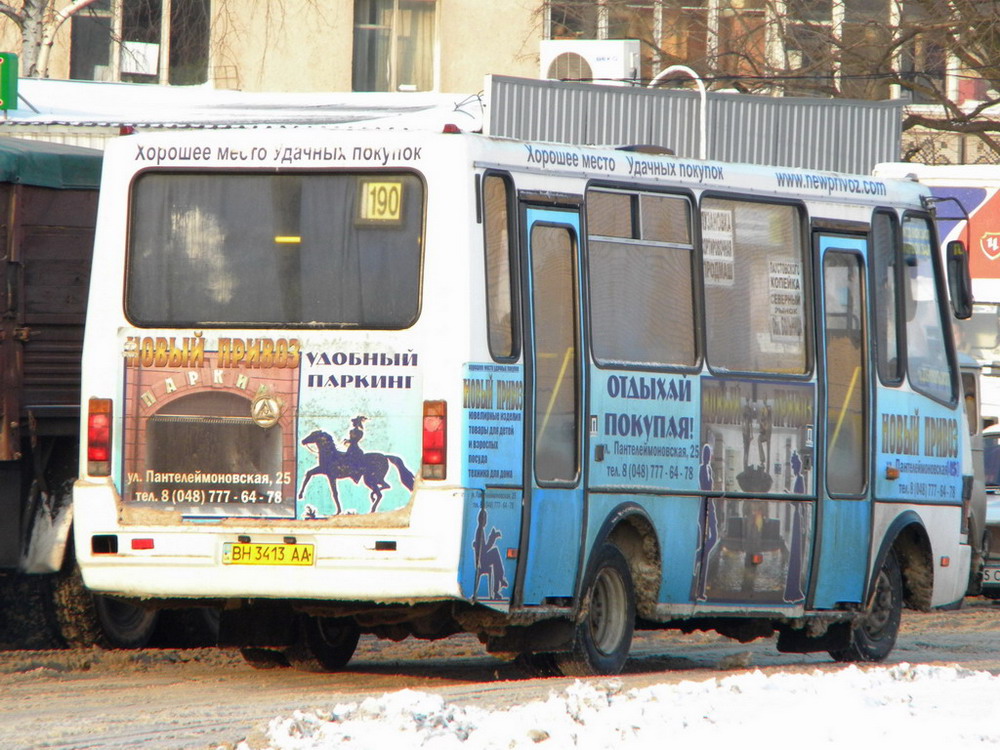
{"left": 126, "top": 172, "right": 424, "bottom": 328}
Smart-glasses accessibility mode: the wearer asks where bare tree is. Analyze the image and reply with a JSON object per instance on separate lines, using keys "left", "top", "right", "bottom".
{"left": 0, "top": 0, "right": 101, "bottom": 77}
{"left": 543, "top": 0, "right": 1000, "bottom": 159}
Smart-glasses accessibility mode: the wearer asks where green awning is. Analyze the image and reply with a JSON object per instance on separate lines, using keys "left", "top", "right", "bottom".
{"left": 0, "top": 136, "right": 101, "bottom": 190}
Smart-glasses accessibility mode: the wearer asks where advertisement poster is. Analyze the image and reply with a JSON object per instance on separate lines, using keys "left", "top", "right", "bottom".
{"left": 876, "top": 390, "right": 963, "bottom": 505}
{"left": 931, "top": 185, "right": 1000, "bottom": 301}
{"left": 589, "top": 371, "right": 700, "bottom": 491}
{"left": 699, "top": 377, "right": 814, "bottom": 495}
{"left": 693, "top": 377, "right": 816, "bottom": 604}
{"left": 459, "top": 489, "right": 521, "bottom": 608}
{"left": 702, "top": 207, "right": 735, "bottom": 287}
{"left": 122, "top": 335, "right": 424, "bottom": 520}
{"left": 295, "top": 343, "right": 422, "bottom": 518}
{"left": 122, "top": 335, "right": 300, "bottom": 518}
{"left": 695, "top": 497, "right": 812, "bottom": 605}
{"left": 461, "top": 362, "right": 524, "bottom": 488}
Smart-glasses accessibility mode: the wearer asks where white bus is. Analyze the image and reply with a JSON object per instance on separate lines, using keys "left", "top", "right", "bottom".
{"left": 74, "top": 128, "right": 975, "bottom": 674}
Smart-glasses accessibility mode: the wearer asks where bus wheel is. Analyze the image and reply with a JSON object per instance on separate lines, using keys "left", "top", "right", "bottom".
{"left": 285, "top": 615, "right": 361, "bottom": 672}
{"left": 92, "top": 594, "right": 159, "bottom": 649}
{"left": 240, "top": 647, "right": 291, "bottom": 669}
{"left": 52, "top": 564, "right": 158, "bottom": 649}
{"left": 555, "top": 544, "right": 635, "bottom": 676}
{"left": 829, "top": 549, "right": 902, "bottom": 663}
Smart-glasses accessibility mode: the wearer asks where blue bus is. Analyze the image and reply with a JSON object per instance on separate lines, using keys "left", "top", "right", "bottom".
{"left": 74, "top": 128, "right": 974, "bottom": 674}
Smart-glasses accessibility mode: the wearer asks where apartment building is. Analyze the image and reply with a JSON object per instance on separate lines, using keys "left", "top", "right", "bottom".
{"left": 2, "top": 0, "right": 540, "bottom": 93}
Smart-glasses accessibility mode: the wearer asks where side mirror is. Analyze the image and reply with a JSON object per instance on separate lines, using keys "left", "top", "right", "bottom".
{"left": 946, "top": 240, "right": 973, "bottom": 320}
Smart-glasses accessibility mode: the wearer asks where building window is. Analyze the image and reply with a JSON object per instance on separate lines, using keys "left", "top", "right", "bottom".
{"left": 70, "top": 0, "right": 113, "bottom": 81}
{"left": 70, "top": 0, "right": 209, "bottom": 85}
{"left": 353, "top": 0, "right": 436, "bottom": 92}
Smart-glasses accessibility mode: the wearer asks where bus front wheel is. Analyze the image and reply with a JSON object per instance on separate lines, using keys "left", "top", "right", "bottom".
{"left": 829, "top": 549, "right": 902, "bottom": 663}
{"left": 555, "top": 543, "right": 635, "bottom": 676}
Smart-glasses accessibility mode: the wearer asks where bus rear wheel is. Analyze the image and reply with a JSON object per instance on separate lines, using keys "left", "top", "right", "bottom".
{"left": 554, "top": 544, "right": 635, "bottom": 676}
{"left": 52, "top": 564, "right": 158, "bottom": 649}
{"left": 284, "top": 615, "right": 361, "bottom": 672}
{"left": 92, "top": 594, "right": 159, "bottom": 649}
{"left": 829, "top": 549, "right": 902, "bottom": 663}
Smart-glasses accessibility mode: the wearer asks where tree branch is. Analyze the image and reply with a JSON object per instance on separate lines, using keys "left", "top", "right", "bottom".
{"left": 0, "top": 3, "right": 24, "bottom": 26}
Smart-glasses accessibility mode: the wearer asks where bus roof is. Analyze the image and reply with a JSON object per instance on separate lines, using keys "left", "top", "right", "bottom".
{"left": 0, "top": 137, "right": 102, "bottom": 190}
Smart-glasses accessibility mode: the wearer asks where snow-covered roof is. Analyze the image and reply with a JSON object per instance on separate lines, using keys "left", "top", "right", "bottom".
{"left": 0, "top": 78, "right": 485, "bottom": 132}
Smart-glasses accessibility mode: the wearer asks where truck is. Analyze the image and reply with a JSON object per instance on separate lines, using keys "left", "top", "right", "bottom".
{"left": 0, "top": 136, "right": 159, "bottom": 648}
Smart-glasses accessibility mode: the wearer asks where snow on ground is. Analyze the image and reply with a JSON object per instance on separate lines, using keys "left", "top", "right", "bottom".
{"left": 238, "top": 663, "right": 1000, "bottom": 749}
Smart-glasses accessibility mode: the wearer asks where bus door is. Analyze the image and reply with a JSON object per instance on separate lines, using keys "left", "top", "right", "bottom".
{"left": 514, "top": 206, "right": 586, "bottom": 606}
{"left": 811, "top": 233, "right": 872, "bottom": 608}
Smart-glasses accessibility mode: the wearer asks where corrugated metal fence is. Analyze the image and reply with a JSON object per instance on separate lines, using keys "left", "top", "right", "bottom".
{"left": 485, "top": 75, "right": 903, "bottom": 174}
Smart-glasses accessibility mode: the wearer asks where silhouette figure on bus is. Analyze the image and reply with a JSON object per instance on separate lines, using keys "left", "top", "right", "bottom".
{"left": 299, "top": 416, "right": 414, "bottom": 514}
{"left": 699, "top": 442, "right": 714, "bottom": 491}
{"left": 473, "top": 507, "right": 508, "bottom": 599}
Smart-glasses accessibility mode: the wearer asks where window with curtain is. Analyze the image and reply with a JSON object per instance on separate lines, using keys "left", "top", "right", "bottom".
{"left": 353, "top": 0, "right": 436, "bottom": 92}
{"left": 127, "top": 171, "right": 424, "bottom": 328}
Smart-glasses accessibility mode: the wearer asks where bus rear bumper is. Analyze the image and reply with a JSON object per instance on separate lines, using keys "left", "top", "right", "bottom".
{"left": 73, "top": 480, "right": 469, "bottom": 603}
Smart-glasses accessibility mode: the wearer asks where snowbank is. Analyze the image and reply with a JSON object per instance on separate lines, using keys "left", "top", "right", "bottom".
{"left": 240, "top": 663, "right": 1000, "bottom": 749}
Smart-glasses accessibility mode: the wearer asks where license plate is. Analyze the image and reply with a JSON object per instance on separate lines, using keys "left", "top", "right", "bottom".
{"left": 222, "top": 542, "right": 315, "bottom": 566}
{"left": 983, "top": 566, "right": 1000, "bottom": 584}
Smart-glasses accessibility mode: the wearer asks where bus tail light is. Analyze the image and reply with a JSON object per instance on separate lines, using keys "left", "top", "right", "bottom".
{"left": 87, "top": 397, "right": 112, "bottom": 477}
{"left": 422, "top": 400, "right": 446, "bottom": 479}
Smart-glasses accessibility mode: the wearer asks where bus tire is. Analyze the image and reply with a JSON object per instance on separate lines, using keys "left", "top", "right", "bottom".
{"left": 554, "top": 543, "right": 635, "bottom": 676}
{"left": 829, "top": 549, "right": 902, "bottom": 663}
{"left": 52, "top": 564, "right": 158, "bottom": 649}
{"left": 284, "top": 615, "right": 360, "bottom": 672}
{"left": 92, "top": 594, "right": 159, "bottom": 649}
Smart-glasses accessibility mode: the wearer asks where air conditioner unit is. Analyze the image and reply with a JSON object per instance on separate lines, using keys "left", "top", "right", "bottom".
{"left": 540, "top": 39, "right": 640, "bottom": 87}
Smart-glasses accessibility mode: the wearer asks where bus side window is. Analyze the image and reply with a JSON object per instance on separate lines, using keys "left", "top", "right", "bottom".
{"left": 902, "top": 214, "right": 956, "bottom": 403}
{"left": 872, "top": 211, "right": 903, "bottom": 384}
{"left": 483, "top": 174, "right": 518, "bottom": 360}
{"left": 824, "top": 252, "right": 868, "bottom": 495}
{"left": 587, "top": 188, "right": 696, "bottom": 367}
{"left": 701, "top": 198, "right": 807, "bottom": 374}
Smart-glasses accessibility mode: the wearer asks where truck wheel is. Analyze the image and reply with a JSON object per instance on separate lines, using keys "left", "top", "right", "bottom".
{"left": 554, "top": 544, "right": 635, "bottom": 676}
{"left": 284, "top": 615, "right": 360, "bottom": 672}
{"left": 829, "top": 549, "right": 902, "bottom": 663}
{"left": 51, "top": 564, "right": 158, "bottom": 649}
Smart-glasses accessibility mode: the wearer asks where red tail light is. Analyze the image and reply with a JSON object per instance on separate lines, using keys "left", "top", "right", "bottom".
{"left": 87, "top": 397, "right": 112, "bottom": 477}
{"left": 422, "top": 400, "right": 446, "bottom": 479}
